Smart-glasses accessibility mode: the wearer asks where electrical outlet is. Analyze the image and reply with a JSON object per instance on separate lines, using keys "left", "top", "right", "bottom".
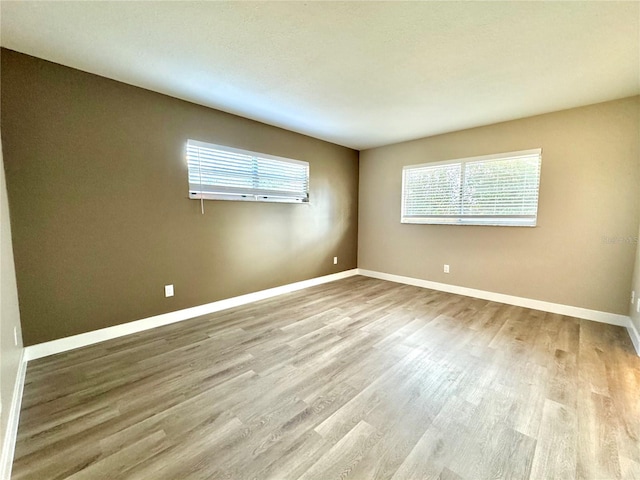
{"left": 13, "top": 327, "right": 18, "bottom": 346}
{"left": 333, "top": 257, "right": 338, "bottom": 265}
{"left": 444, "top": 264, "right": 450, "bottom": 274}
{"left": 165, "top": 284, "right": 174, "bottom": 297}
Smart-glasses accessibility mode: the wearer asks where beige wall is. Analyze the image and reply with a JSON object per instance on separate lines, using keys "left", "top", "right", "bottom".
{"left": 0, "top": 128, "right": 24, "bottom": 461}
{"left": 0, "top": 49, "right": 359, "bottom": 346}
{"left": 359, "top": 96, "right": 640, "bottom": 315}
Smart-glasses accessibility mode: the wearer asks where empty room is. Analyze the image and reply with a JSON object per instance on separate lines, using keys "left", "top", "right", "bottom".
{"left": 1, "top": 1, "right": 639, "bottom": 479}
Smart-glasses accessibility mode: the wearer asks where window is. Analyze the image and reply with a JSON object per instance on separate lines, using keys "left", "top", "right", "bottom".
{"left": 187, "top": 139, "right": 309, "bottom": 203}
{"left": 401, "top": 149, "right": 542, "bottom": 226}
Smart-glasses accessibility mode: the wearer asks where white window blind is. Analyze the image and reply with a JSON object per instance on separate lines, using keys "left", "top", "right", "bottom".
{"left": 401, "top": 149, "right": 542, "bottom": 226}
{"left": 187, "top": 139, "right": 309, "bottom": 203}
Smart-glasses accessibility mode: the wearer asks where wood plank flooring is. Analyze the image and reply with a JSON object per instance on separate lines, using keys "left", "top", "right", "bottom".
{"left": 12, "top": 276, "right": 640, "bottom": 479}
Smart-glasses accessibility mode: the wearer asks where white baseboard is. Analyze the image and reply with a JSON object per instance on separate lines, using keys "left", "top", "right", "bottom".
{"left": 1, "top": 349, "right": 26, "bottom": 480}
{"left": 21, "top": 266, "right": 640, "bottom": 362}
{"left": 628, "top": 320, "right": 640, "bottom": 355}
{"left": 357, "top": 269, "right": 640, "bottom": 356}
{"left": 24, "top": 269, "right": 359, "bottom": 361}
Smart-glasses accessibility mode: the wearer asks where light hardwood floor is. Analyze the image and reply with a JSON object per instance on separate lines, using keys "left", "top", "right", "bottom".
{"left": 12, "top": 276, "right": 640, "bottom": 479}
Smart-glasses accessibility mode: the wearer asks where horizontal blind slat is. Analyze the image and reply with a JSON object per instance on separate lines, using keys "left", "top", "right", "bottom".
{"left": 402, "top": 150, "right": 541, "bottom": 226}
{"left": 187, "top": 140, "right": 309, "bottom": 201}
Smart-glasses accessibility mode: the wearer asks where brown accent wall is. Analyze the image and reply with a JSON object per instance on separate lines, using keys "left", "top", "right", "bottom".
{"left": 359, "top": 96, "right": 640, "bottom": 315}
{"left": 1, "top": 49, "right": 359, "bottom": 346}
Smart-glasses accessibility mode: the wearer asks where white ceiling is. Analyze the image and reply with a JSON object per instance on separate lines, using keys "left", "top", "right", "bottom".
{"left": 1, "top": 1, "right": 638, "bottom": 150}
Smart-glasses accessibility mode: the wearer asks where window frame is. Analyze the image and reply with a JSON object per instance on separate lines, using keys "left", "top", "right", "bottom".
{"left": 186, "top": 139, "right": 310, "bottom": 204}
{"left": 401, "top": 148, "right": 542, "bottom": 227}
